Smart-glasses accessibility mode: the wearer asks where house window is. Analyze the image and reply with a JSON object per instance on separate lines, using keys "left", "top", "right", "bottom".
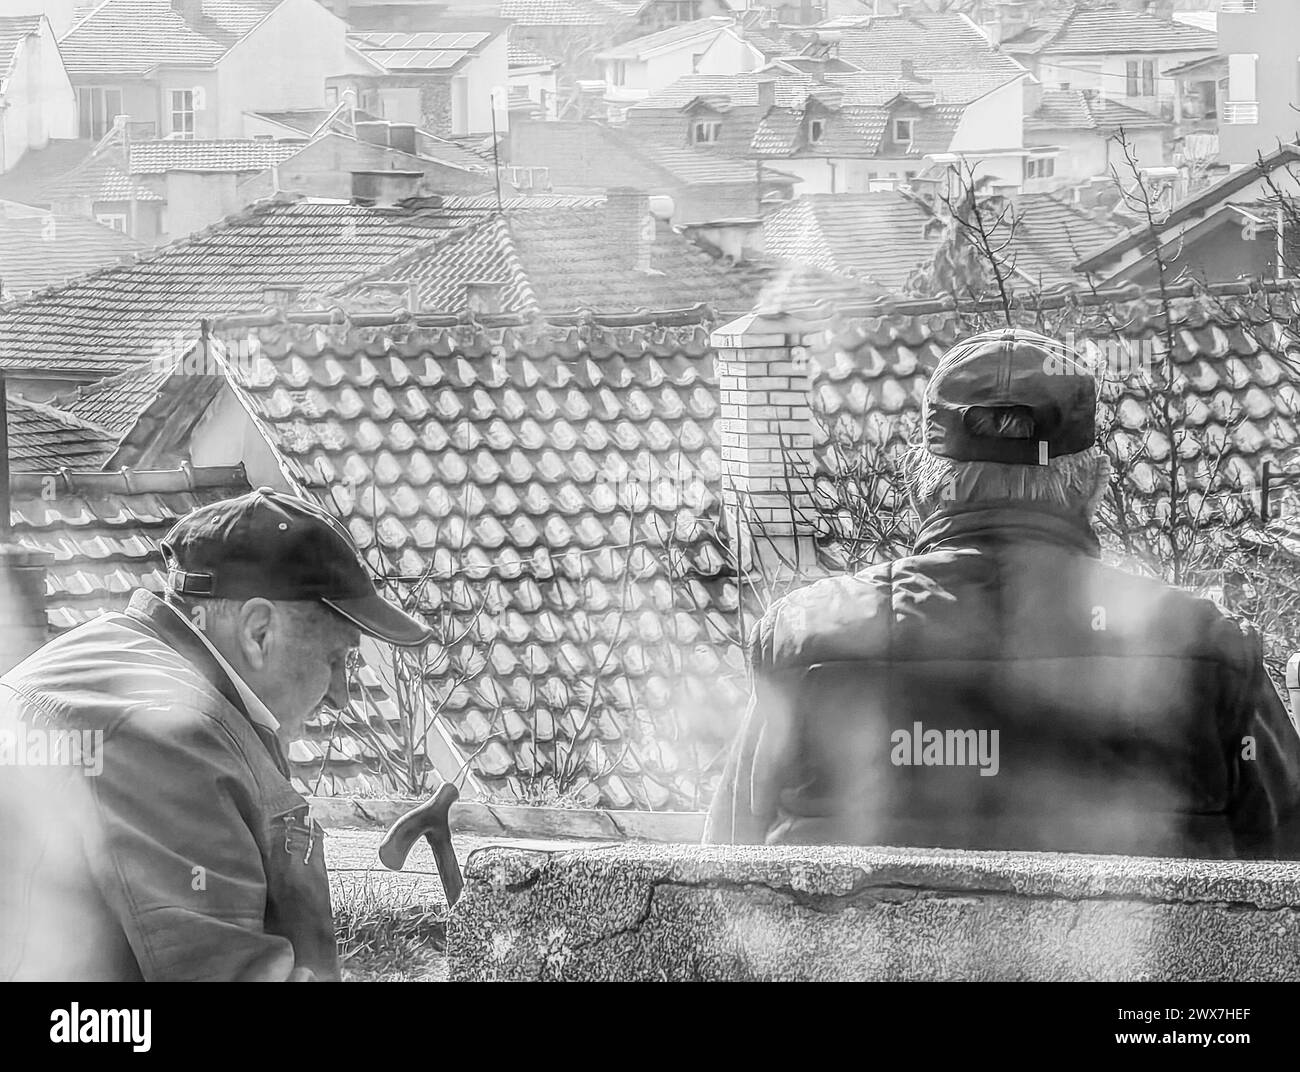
{"left": 95, "top": 213, "right": 128, "bottom": 232}
{"left": 1026, "top": 158, "right": 1056, "bottom": 180}
{"left": 77, "top": 87, "right": 123, "bottom": 140}
{"left": 809, "top": 118, "right": 824, "bottom": 143}
{"left": 1126, "top": 60, "right": 1156, "bottom": 97}
{"left": 894, "top": 117, "right": 915, "bottom": 143}
{"left": 170, "top": 89, "right": 195, "bottom": 138}
{"left": 692, "top": 52, "right": 704, "bottom": 73}
{"left": 610, "top": 61, "right": 627, "bottom": 87}
{"left": 691, "top": 119, "right": 722, "bottom": 144}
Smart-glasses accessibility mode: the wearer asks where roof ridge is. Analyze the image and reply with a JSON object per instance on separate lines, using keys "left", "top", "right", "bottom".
{"left": 9, "top": 462, "right": 250, "bottom": 498}
{"left": 0, "top": 191, "right": 308, "bottom": 313}
{"left": 326, "top": 216, "right": 490, "bottom": 300}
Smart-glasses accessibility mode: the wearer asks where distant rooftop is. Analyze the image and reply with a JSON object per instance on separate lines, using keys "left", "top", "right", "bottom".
{"left": 59, "top": 0, "right": 286, "bottom": 78}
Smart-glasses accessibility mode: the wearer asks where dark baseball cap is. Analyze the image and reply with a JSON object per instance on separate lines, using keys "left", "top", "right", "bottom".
{"left": 160, "top": 487, "right": 434, "bottom": 647}
{"left": 923, "top": 328, "right": 1096, "bottom": 465}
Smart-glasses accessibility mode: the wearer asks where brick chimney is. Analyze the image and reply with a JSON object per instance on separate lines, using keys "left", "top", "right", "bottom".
{"left": 713, "top": 311, "right": 819, "bottom": 572}
{"left": 605, "top": 187, "right": 655, "bottom": 272}
{"left": 756, "top": 76, "right": 778, "bottom": 113}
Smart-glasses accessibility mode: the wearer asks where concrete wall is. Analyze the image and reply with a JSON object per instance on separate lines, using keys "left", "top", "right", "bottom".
{"left": 161, "top": 170, "right": 243, "bottom": 240}
{"left": 449, "top": 843, "right": 1300, "bottom": 981}
{"left": 1219, "top": 0, "right": 1300, "bottom": 167}
{"left": 1027, "top": 127, "right": 1167, "bottom": 190}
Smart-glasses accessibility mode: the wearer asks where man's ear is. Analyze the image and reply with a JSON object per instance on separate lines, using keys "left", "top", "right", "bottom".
{"left": 236, "top": 599, "right": 277, "bottom": 670}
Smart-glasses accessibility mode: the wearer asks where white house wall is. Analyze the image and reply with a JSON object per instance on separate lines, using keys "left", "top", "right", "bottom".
{"left": 217, "top": 0, "right": 350, "bottom": 138}
{"left": 1, "top": 17, "right": 76, "bottom": 173}
{"left": 695, "top": 30, "right": 762, "bottom": 75}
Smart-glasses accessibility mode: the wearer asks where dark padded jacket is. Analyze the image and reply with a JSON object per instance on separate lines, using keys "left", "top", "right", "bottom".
{"left": 705, "top": 504, "right": 1300, "bottom": 858}
{"left": 0, "top": 591, "right": 337, "bottom": 981}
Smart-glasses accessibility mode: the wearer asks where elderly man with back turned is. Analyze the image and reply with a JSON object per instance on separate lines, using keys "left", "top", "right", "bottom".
{"left": 706, "top": 328, "right": 1300, "bottom": 857}
{"left": 0, "top": 488, "right": 432, "bottom": 980}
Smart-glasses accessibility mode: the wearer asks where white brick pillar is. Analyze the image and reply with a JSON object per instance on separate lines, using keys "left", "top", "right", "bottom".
{"left": 712, "top": 311, "right": 820, "bottom": 575}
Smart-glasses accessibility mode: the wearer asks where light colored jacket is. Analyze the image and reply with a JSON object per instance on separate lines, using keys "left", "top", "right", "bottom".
{"left": 0, "top": 591, "right": 337, "bottom": 981}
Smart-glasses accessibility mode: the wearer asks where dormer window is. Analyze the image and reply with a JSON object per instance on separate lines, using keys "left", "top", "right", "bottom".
{"left": 894, "top": 118, "right": 915, "bottom": 143}
{"left": 691, "top": 119, "right": 722, "bottom": 144}
{"left": 809, "top": 118, "right": 825, "bottom": 143}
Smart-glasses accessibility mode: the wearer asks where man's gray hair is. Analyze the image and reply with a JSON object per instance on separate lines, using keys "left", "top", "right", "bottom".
{"left": 904, "top": 444, "right": 1109, "bottom": 516}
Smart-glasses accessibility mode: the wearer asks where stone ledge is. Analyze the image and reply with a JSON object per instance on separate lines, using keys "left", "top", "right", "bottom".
{"left": 447, "top": 844, "right": 1300, "bottom": 981}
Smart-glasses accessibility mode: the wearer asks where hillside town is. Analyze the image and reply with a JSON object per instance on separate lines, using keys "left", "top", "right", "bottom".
{"left": 5, "top": 0, "right": 1300, "bottom": 992}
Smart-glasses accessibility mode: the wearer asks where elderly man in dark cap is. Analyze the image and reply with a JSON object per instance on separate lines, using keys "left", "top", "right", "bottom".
{"left": 0, "top": 488, "right": 431, "bottom": 981}
{"left": 706, "top": 328, "right": 1300, "bottom": 858}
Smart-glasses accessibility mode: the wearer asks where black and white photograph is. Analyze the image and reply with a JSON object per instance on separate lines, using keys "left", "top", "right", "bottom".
{"left": 0, "top": 0, "right": 1295, "bottom": 1044}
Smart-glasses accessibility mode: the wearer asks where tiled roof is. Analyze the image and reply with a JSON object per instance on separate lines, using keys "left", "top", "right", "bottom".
{"left": 511, "top": 120, "right": 789, "bottom": 189}
{"left": 6, "top": 395, "right": 118, "bottom": 472}
{"left": 597, "top": 15, "right": 730, "bottom": 60}
{"left": 833, "top": 11, "right": 1027, "bottom": 80}
{"left": 1004, "top": 192, "right": 1130, "bottom": 288}
{"left": 348, "top": 28, "right": 501, "bottom": 74}
{"left": 335, "top": 202, "right": 762, "bottom": 316}
{"left": 0, "top": 196, "right": 493, "bottom": 378}
{"left": 739, "top": 25, "right": 801, "bottom": 59}
{"left": 0, "top": 213, "right": 143, "bottom": 300}
{"left": 42, "top": 148, "right": 162, "bottom": 205}
{"left": 125, "top": 139, "right": 303, "bottom": 174}
{"left": 761, "top": 193, "right": 944, "bottom": 293}
{"left": 1002, "top": 4, "right": 1217, "bottom": 56}
{"left": 507, "top": 43, "right": 555, "bottom": 67}
{"left": 8, "top": 465, "right": 253, "bottom": 632}
{"left": 498, "top": 0, "right": 641, "bottom": 26}
{"left": 634, "top": 68, "right": 1021, "bottom": 113}
{"left": 0, "top": 140, "right": 97, "bottom": 209}
{"left": 806, "top": 284, "right": 1300, "bottom": 573}
{"left": 59, "top": 0, "right": 284, "bottom": 78}
{"left": 59, "top": 360, "right": 179, "bottom": 435}
{"left": 0, "top": 16, "right": 42, "bottom": 95}
{"left": 1026, "top": 89, "right": 1171, "bottom": 133}
{"left": 219, "top": 312, "right": 746, "bottom": 808}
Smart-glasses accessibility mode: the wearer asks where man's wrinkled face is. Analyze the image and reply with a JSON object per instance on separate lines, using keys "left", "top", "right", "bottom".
{"left": 239, "top": 601, "right": 361, "bottom": 741}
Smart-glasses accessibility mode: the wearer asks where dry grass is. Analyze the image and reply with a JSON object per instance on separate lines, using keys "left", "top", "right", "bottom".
{"left": 332, "top": 875, "right": 448, "bottom": 982}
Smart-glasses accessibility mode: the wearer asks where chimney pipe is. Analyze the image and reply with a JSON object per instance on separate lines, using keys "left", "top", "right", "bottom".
{"left": 756, "top": 76, "right": 777, "bottom": 113}
{"left": 170, "top": 0, "right": 204, "bottom": 19}
{"left": 351, "top": 169, "right": 425, "bottom": 206}
{"left": 900, "top": 59, "right": 915, "bottom": 80}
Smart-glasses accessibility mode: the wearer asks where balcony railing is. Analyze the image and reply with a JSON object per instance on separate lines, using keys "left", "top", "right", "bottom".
{"left": 1223, "top": 101, "right": 1260, "bottom": 124}
{"left": 1221, "top": 1, "right": 1258, "bottom": 13}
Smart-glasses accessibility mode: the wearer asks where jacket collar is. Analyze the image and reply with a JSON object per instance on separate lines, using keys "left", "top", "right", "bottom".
{"left": 123, "top": 590, "right": 292, "bottom": 777}
{"left": 912, "top": 502, "right": 1102, "bottom": 559}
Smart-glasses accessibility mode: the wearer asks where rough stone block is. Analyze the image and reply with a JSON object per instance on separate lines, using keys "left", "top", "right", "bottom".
{"left": 448, "top": 844, "right": 1300, "bottom": 982}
